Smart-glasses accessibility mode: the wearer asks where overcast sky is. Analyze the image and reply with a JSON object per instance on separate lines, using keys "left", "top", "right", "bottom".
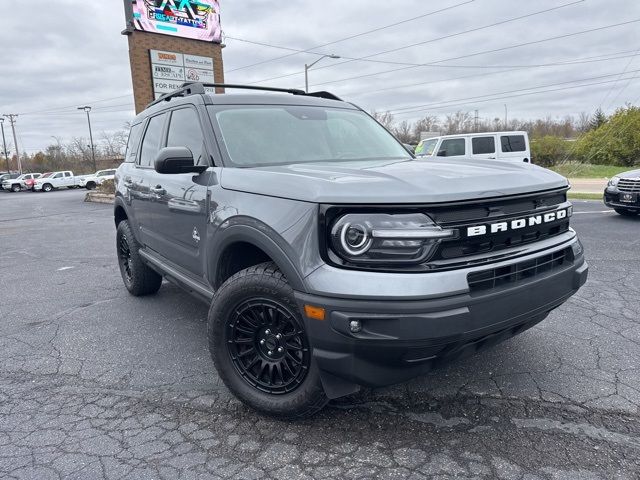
{"left": 0, "top": 0, "right": 638, "bottom": 154}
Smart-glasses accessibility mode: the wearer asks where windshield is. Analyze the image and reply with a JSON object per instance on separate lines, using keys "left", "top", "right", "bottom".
{"left": 415, "top": 139, "right": 438, "bottom": 157}
{"left": 209, "top": 105, "right": 411, "bottom": 167}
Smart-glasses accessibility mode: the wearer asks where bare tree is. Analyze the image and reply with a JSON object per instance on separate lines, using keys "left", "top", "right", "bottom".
{"left": 393, "top": 120, "right": 414, "bottom": 143}
{"left": 370, "top": 110, "right": 395, "bottom": 130}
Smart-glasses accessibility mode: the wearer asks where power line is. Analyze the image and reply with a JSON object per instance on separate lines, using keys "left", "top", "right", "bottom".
{"left": 245, "top": 1, "right": 598, "bottom": 85}
{"left": 19, "top": 94, "right": 133, "bottom": 116}
{"left": 225, "top": 0, "right": 476, "bottom": 72}
{"left": 388, "top": 69, "right": 640, "bottom": 114}
{"left": 392, "top": 76, "right": 640, "bottom": 118}
{"left": 346, "top": 50, "right": 640, "bottom": 98}
{"left": 305, "top": 19, "right": 640, "bottom": 88}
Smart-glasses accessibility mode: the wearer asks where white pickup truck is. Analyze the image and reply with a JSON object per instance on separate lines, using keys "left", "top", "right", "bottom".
{"left": 32, "top": 171, "right": 83, "bottom": 192}
{"left": 78, "top": 169, "right": 116, "bottom": 190}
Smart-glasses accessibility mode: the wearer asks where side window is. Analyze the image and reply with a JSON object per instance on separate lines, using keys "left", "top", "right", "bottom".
{"left": 125, "top": 123, "right": 143, "bottom": 163}
{"left": 139, "top": 113, "right": 167, "bottom": 167}
{"left": 472, "top": 137, "right": 496, "bottom": 155}
{"left": 64, "top": 172, "right": 71, "bottom": 177}
{"left": 437, "top": 138, "right": 466, "bottom": 157}
{"left": 53, "top": 173, "right": 63, "bottom": 179}
{"left": 501, "top": 135, "right": 526, "bottom": 153}
{"left": 167, "top": 108, "right": 207, "bottom": 166}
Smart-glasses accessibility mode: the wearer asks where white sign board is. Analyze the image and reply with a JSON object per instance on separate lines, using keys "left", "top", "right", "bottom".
{"left": 150, "top": 50, "right": 215, "bottom": 99}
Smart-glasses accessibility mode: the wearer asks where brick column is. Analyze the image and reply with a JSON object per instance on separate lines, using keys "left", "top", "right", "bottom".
{"left": 124, "top": 30, "right": 225, "bottom": 113}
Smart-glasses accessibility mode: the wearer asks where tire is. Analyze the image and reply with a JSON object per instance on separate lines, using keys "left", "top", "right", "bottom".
{"left": 208, "top": 262, "right": 328, "bottom": 419}
{"left": 116, "top": 220, "right": 163, "bottom": 296}
{"left": 42, "top": 183, "right": 53, "bottom": 192}
{"left": 614, "top": 208, "right": 638, "bottom": 216}
{"left": 86, "top": 182, "right": 96, "bottom": 190}
{"left": 11, "top": 184, "right": 20, "bottom": 192}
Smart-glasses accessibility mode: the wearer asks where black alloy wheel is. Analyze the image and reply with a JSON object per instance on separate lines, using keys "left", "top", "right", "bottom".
{"left": 227, "top": 298, "right": 310, "bottom": 395}
{"left": 118, "top": 231, "right": 133, "bottom": 284}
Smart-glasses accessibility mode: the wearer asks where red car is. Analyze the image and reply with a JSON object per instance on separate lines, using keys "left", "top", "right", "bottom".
{"left": 26, "top": 172, "right": 50, "bottom": 190}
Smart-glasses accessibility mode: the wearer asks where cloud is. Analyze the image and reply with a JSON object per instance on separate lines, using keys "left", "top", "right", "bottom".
{"left": 1, "top": 0, "right": 638, "bottom": 153}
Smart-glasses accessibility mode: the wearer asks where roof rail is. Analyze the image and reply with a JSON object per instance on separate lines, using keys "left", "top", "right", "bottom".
{"left": 146, "top": 83, "right": 206, "bottom": 109}
{"left": 146, "top": 82, "right": 343, "bottom": 109}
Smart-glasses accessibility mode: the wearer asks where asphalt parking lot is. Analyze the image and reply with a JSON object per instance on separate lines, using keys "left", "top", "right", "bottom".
{"left": 0, "top": 188, "right": 638, "bottom": 480}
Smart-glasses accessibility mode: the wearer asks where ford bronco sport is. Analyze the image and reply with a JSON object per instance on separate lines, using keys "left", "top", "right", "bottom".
{"left": 114, "top": 83, "right": 588, "bottom": 418}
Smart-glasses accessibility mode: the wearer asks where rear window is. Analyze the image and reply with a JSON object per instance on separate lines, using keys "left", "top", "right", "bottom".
{"left": 437, "top": 138, "right": 466, "bottom": 157}
{"left": 472, "top": 136, "right": 496, "bottom": 155}
{"left": 500, "top": 135, "right": 526, "bottom": 152}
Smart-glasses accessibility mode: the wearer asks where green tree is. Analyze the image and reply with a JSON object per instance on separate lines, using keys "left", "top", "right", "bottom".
{"left": 589, "top": 108, "right": 607, "bottom": 131}
{"left": 530, "top": 136, "right": 570, "bottom": 167}
{"left": 575, "top": 106, "right": 640, "bottom": 166}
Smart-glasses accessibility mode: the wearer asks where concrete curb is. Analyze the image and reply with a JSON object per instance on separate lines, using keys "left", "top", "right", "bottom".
{"left": 84, "top": 192, "right": 115, "bottom": 204}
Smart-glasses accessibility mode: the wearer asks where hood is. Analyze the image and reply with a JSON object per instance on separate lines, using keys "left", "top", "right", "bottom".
{"left": 618, "top": 169, "right": 640, "bottom": 179}
{"left": 219, "top": 158, "right": 569, "bottom": 204}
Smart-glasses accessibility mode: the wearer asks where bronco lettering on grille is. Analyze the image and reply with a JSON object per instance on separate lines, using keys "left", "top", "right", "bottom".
{"left": 467, "top": 208, "right": 569, "bottom": 237}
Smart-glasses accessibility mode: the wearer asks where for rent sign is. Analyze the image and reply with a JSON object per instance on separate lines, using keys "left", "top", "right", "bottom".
{"left": 150, "top": 50, "right": 215, "bottom": 98}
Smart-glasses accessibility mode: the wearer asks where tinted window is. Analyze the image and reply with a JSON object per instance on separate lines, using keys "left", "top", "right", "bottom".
{"left": 437, "top": 139, "right": 466, "bottom": 157}
{"left": 472, "top": 136, "right": 496, "bottom": 155}
{"left": 167, "top": 108, "right": 206, "bottom": 166}
{"left": 139, "top": 114, "right": 167, "bottom": 167}
{"left": 125, "top": 123, "right": 143, "bottom": 163}
{"left": 64, "top": 172, "right": 71, "bottom": 177}
{"left": 501, "top": 135, "right": 526, "bottom": 152}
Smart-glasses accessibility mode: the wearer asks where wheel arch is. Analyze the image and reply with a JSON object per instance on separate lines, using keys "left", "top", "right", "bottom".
{"left": 210, "top": 224, "right": 307, "bottom": 293}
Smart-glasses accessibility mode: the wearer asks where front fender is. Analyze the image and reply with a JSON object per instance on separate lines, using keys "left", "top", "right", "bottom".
{"left": 208, "top": 220, "right": 308, "bottom": 293}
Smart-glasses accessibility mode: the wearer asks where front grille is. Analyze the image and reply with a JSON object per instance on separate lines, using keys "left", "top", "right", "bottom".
{"left": 618, "top": 178, "right": 640, "bottom": 193}
{"left": 436, "top": 219, "right": 570, "bottom": 260}
{"left": 467, "top": 248, "right": 571, "bottom": 292}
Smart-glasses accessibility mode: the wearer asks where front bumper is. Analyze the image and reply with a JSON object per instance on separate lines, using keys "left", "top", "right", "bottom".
{"left": 295, "top": 239, "right": 587, "bottom": 396}
{"left": 604, "top": 187, "right": 640, "bottom": 211}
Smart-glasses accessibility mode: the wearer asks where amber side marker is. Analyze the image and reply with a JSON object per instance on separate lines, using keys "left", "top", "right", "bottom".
{"left": 304, "top": 305, "right": 326, "bottom": 321}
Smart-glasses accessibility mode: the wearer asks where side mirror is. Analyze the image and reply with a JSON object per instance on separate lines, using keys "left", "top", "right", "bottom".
{"left": 154, "top": 147, "right": 207, "bottom": 174}
{"left": 437, "top": 150, "right": 448, "bottom": 157}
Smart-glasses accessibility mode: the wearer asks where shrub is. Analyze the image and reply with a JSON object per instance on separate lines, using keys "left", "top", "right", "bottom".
{"left": 530, "top": 136, "right": 571, "bottom": 167}
{"left": 97, "top": 179, "right": 115, "bottom": 195}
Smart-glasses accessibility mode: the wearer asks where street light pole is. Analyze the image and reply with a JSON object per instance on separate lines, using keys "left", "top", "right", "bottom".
{"left": 0, "top": 118, "right": 10, "bottom": 173}
{"left": 78, "top": 106, "right": 97, "bottom": 172}
{"left": 304, "top": 54, "right": 341, "bottom": 93}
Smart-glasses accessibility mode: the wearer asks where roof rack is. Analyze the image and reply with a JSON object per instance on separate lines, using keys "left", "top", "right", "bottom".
{"left": 146, "top": 82, "right": 342, "bottom": 109}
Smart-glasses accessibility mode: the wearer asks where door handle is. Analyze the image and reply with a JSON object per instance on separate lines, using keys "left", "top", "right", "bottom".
{"left": 151, "top": 185, "right": 166, "bottom": 195}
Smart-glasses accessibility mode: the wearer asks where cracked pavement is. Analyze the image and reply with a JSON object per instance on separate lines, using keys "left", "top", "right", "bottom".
{"left": 0, "top": 190, "right": 638, "bottom": 479}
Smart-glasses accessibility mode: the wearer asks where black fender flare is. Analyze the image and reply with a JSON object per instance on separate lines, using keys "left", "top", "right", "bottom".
{"left": 208, "top": 221, "right": 307, "bottom": 293}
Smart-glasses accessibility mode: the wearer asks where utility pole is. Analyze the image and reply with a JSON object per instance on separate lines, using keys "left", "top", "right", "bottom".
{"left": 474, "top": 110, "right": 479, "bottom": 132}
{"left": 504, "top": 104, "right": 508, "bottom": 129}
{"left": 0, "top": 118, "right": 10, "bottom": 173}
{"left": 3, "top": 114, "right": 21, "bottom": 174}
{"left": 78, "top": 106, "right": 97, "bottom": 172}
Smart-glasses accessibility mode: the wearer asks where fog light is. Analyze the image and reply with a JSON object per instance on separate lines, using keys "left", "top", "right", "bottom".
{"left": 349, "top": 320, "right": 362, "bottom": 333}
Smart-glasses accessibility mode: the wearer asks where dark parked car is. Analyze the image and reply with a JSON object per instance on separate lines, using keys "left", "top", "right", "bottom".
{"left": 604, "top": 169, "right": 640, "bottom": 216}
{"left": 114, "top": 83, "right": 588, "bottom": 418}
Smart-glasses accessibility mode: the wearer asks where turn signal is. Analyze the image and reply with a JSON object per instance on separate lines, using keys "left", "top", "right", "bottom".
{"left": 304, "top": 305, "right": 326, "bottom": 321}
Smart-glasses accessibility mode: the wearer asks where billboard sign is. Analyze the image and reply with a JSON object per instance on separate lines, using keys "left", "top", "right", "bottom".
{"left": 127, "top": 0, "right": 221, "bottom": 42}
{"left": 150, "top": 50, "right": 216, "bottom": 98}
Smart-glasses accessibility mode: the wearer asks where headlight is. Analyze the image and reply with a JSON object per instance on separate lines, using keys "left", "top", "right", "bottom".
{"left": 608, "top": 176, "right": 621, "bottom": 187}
{"left": 329, "top": 213, "right": 456, "bottom": 266}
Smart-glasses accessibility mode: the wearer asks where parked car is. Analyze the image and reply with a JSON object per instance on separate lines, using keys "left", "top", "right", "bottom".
{"left": 80, "top": 169, "right": 117, "bottom": 190}
{"left": 415, "top": 131, "right": 531, "bottom": 163}
{"left": 32, "top": 171, "right": 83, "bottom": 192}
{"left": 0, "top": 173, "right": 20, "bottom": 189}
{"left": 604, "top": 169, "right": 640, "bottom": 216}
{"left": 2, "top": 173, "right": 42, "bottom": 192}
{"left": 114, "top": 83, "right": 587, "bottom": 418}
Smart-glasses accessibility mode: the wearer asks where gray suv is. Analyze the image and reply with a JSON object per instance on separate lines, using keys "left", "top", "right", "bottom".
{"left": 114, "top": 83, "right": 588, "bottom": 418}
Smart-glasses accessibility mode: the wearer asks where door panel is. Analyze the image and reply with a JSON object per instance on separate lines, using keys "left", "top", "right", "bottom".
{"left": 146, "top": 106, "right": 211, "bottom": 277}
